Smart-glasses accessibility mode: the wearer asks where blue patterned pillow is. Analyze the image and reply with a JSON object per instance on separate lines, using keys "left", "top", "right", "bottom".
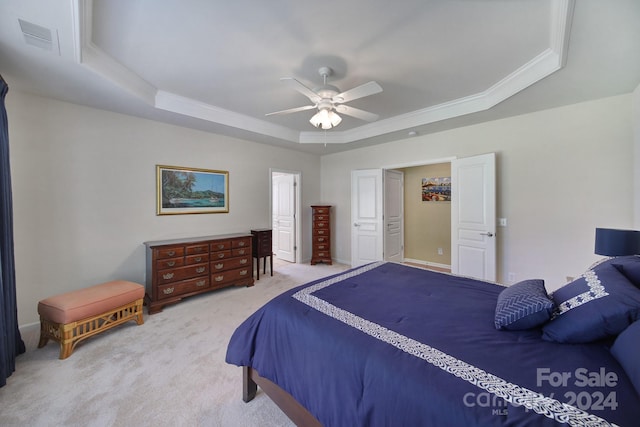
{"left": 494, "top": 279, "right": 554, "bottom": 330}
{"left": 542, "top": 262, "right": 640, "bottom": 343}
{"left": 610, "top": 320, "right": 640, "bottom": 395}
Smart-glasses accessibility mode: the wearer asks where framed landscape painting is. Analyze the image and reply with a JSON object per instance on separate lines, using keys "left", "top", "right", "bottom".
{"left": 422, "top": 176, "right": 451, "bottom": 202}
{"left": 156, "top": 165, "right": 229, "bottom": 215}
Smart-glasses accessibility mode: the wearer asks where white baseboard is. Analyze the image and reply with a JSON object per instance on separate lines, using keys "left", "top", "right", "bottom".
{"left": 404, "top": 258, "right": 451, "bottom": 270}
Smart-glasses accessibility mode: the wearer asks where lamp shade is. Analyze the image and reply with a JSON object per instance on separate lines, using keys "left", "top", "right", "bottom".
{"left": 594, "top": 228, "right": 640, "bottom": 256}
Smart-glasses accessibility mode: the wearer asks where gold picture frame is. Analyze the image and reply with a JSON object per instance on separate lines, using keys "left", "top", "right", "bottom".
{"left": 156, "top": 165, "right": 229, "bottom": 215}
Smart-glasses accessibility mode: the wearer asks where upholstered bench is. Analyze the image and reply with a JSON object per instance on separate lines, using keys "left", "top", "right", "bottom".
{"left": 37, "top": 280, "right": 145, "bottom": 359}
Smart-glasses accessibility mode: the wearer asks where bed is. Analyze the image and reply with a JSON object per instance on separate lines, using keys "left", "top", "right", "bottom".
{"left": 226, "top": 260, "right": 640, "bottom": 426}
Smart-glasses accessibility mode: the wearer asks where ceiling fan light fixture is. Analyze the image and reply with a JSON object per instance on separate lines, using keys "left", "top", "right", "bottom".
{"left": 310, "top": 108, "right": 342, "bottom": 129}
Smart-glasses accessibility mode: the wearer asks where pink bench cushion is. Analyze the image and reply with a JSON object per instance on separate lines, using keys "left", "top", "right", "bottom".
{"left": 38, "top": 280, "right": 144, "bottom": 324}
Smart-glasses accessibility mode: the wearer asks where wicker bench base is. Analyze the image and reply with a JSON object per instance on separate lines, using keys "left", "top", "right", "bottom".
{"left": 38, "top": 298, "right": 144, "bottom": 359}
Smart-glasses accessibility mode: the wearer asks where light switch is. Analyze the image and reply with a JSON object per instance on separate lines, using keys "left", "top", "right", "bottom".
{"left": 498, "top": 218, "right": 507, "bottom": 227}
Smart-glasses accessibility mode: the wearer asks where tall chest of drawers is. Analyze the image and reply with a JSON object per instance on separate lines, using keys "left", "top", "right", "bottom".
{"left": 311, "top": 205, "right": 332, "bottom": 265}
{"left": 144, "top": 233, "right": 253, "bottom": 314}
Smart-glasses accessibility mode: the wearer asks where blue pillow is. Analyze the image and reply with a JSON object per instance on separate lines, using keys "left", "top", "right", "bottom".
{"left": 494, "top": 279, "right": 554, "bottom": 330}
{"left": 542, "top": 263, "right": 640, "bottom": 343}
{"left": 610, "top": 320, "right": 640, "bottom": 395}
{"left": 610, "top": 255, "right": 640, "bottom": 288}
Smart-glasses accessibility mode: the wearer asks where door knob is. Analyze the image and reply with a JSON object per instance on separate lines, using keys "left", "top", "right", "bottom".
{"left": 354, "top": 223, "right": 360, "bottom": 227}
{"left": 479, "top": 232, "right": 494, "bottom": 237}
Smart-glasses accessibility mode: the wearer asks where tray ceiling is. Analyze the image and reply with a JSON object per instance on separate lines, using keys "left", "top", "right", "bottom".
{"left": 1, "top": 0, "right": 639, "bottom": 154}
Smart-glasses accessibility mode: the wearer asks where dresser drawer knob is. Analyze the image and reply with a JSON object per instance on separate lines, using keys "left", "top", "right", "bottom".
{"left": 167, "top": 250, "right": 176, "bottom": 256}
{"left": 240, "top": 270, "right": 248, "bottom": 276}
{"left": 215, "top": 263, "right": 224, "bottom": 270}
{"left": 167, "top": 261, "right": 175, "bottom": 267}
{"left": 240, "top": 259, "right": 247, "bottom": 265}
{"left": 163, "top": 287, "right": 174, "bottom": 295}
{"left": 318, "top": 237, "right": 325, "bottom": 242}
{"left": 194, "top": 257, "right": 202, "bottom": 262}
{"left": 318, "top": 230, "right": 325, "bottom": 235}
{"left": 238, "top": 249, "right": 245, "bottom": 255}
{"left": 162, "top": 272, "right": 174, "bottom": 280}
{"left": 238, "top": 241, "right": 246, "bottom": 246}
{"left": 195, "top": 267, "right": 206, "bottom": 273}
{"left": 196, "top": 280, "right": 206, "bottom": 287}
{"left": 218, "top": 253, "right": 225, "bottom": 259}
{"left": 214, "top": 275, "right": 224, "bottom": 282}
{"left": 217, "top": 244, "right": 225, "bottom": 250}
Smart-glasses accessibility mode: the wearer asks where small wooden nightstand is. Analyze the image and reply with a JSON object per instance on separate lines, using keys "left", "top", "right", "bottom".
{"left": 251, "top": 228, "right": 273, "bottom": 280}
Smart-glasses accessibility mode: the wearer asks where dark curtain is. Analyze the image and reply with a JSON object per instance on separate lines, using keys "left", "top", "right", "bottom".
{"left": 0, "top": 74, "right": 25, "bottom": 387}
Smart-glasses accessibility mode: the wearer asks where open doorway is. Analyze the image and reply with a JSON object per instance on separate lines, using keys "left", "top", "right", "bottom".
{"left": 396, "top": 162, "right": 452, "bottom": 272}
{"left": 388, "top": 153, "right": 496, "bottom": 281}
{"left": 270, "top": 169, "right": 301, "bottom": 264}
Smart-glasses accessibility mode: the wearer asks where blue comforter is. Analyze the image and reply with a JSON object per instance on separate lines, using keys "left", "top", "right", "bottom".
{"left": 226, "top": 262, "right": 640, "bottom": 426}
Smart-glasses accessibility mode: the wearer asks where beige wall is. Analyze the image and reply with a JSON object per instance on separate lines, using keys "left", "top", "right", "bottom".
{"left": 8, "top": 90, "right": 322, "bottom": 325}
{"left": 321, "top": 94, "right": 635, "bottom": 289}
{"left": 400, "top": 163, "right": 451, "bottom": 266}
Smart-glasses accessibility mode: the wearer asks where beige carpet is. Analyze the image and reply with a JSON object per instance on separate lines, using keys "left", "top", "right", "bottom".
{"left": 0, "top": 259, "right": 349, "bottom": 427}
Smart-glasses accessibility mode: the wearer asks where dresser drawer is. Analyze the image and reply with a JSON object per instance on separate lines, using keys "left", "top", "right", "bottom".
{"left": 313, "top": 229, "right": 329, "bottom": 237}
{"left": 232, "top": 237, "right": 251, "bottom": 249}
{"left": 313, "top": 235, "right": 329, "bottom": 244}
{"left": 186, "top": 244, "right": 209, "bottom": 255}
{"left": 209, "top": 249, "right": 230, "bottom": 260}
{"left": 313, "top": 207, "right": 329, "bottom": 215}
{"left": 232, "top": 247, "right": 249, "bottom": 257}
{"left": 157, "top": 263, "right": 209, "bottom": 284}
{"left": 155, "top": 246, "right": 185, "bottom": 259}
{"left": 186, "top": 253, "right": 209, "bottom": 265}
{"left": 313, "top": 243, "right": 330, "bottom": 252}
{"left": 210, "top": 267, "right": 252, "bottom": 288}
{"left": 210, "top": 256, "right": 251, "bottom": 273}
{"left": 314, "top": 250, "right": 330, "bottom": 259}
{"left": 210, "top": 241, "right": 231, "bottom": 252}
{"left": 156, "top": 257, "right": 185, "bottom": 270}
{"left": 157, "top": 276, "right": 210, "bottom": 300}
{"left": 314, "top": 214, "right": 329, "bottom": 222}
{"left": 313, "top": 221, "right": 329, "bottom": 229}
{"left": 258, "top": 237, "right": 272, "bottom": 249}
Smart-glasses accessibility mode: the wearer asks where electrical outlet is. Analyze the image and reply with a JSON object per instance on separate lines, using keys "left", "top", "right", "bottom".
{"left": 498, "top": 218, "right": 507, "bottom": 227}
{"left": 437, "top": 247, "right": 443, "bottom": 255}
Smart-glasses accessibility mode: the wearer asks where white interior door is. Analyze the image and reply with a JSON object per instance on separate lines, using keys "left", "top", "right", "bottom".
{"left": 351, "top": 169, "right": 383, "bottom": 267}
{"left": 272, "top": 174, "right": 296, "bottom": 262}
{"left": 451, "top": 153, "right": 496, "bottom": 281}
{"left": 384, "top": 169, "right": 404, "bottom": 262}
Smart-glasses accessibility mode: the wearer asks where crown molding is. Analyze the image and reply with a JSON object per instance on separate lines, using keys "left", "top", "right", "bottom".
{"left": 72, "top": 0, "right": 575, "bottom": 145}
{"left": 155, "top": 91, "right": 300, "bottom": 142}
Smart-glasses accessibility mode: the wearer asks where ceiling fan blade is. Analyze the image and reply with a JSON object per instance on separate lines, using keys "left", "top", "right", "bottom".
{"left": 265, "top": 104, "right": 316, "bottom": 116}
{"left": 335, "top": 105, "right": 379, "bottom": 122}
{"left": 281, "top": 77, "right": 321, "bottom": 103}
{"left": 334, "top": 81, "right": 382, "bottom": 103}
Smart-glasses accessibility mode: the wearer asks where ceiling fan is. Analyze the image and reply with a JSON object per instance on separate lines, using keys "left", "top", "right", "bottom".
{"left": 266, "top": 66, "right": 383, "bottom": 130}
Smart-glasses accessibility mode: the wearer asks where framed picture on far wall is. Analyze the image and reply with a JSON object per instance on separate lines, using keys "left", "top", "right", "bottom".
{"left": 422, "top": 176, "right": 451, "bottom": 202}
{"left": 156, "top": 165, "right": 229, "bottom": 215}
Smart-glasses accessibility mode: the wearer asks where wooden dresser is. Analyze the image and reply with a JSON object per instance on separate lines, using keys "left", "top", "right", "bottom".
{"left": 311, "top": 205, "right": 332, "bottom": 265}
{"left": 144, "top": 233, "right": 253, "bottom": 314}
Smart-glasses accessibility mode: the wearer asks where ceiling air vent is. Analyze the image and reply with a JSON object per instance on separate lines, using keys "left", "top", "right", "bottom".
{"left": 18, "top": 19, "right": 60, "bottom": 54}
